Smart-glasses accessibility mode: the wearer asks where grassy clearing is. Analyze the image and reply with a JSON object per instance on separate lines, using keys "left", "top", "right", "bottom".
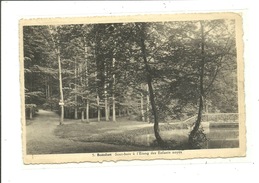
{"left": 54, "top": 120, "right": 188, "bottom": 148}
{"left": 26, "top": 110, "right": 154, "bottom": 154}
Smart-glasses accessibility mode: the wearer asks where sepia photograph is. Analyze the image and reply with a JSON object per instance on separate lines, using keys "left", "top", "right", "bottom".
{"left": 20, "top": 13, "right": 245, "bottom": 163}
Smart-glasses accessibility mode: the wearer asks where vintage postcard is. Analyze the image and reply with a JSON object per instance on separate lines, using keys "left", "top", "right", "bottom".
{"left": 20, "top": 12, "right": 245, "bottom": 164}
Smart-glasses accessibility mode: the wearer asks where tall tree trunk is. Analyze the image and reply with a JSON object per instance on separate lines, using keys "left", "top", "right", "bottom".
{"left": 47, "top": 84, "right": 50, "bottom": 99}
{"left": 104, "top": 66, "right": 109, "bottom": 121}
{"left": 146, "top": 84, "right": 150, "bottom": 123}
{"left": 81, "top": 109, "right": 85, "bottom": 122}
{"left": 97, "top": 95, "right": 100, "bottom": 122}
{"left": 84, "top": 38, "right": 90, "bottom": 123}
{"left": 74, "top": 101, "right": 78, "bottom": 119}
{"left": 138, "top": 23, "right": 164, "bottom": 147}
{"left": 112, "top": 58, "right": 116, "bottom": 122}
{"left": 112, "top": 95, "right": 116, "bottom": 122}
{"left": 57, "top": 48, "right": 64, "bottom": 125}
{"left": 48, "top": 27, "right": 64, "bottom": 122}
{"left": 49, "top": 84, "right": 53, "bottom": 111}
{"left": 188, "top": 21, "right": 205, "bottom": 146}
{"left": 86, "top": 100, "right": 89, "bottom": 122}
{"left": 29, "top": 107, "right": 32, "bottom": 119}
{"left": 45, "top": 76, "right": 49, "bottom": 100}
{"left": 45, "top": 80, "right": 48, "bottom": 99}
{"left": 74, "top": 58, "right": 78, "bottom": 119}
{"left": 107, "top": 105, "right": 110, "bottom": 119}
{"left": 93, "top": 28, "right": 101, "bottom": 122}
{"left": 140, "top": 93, "right": 145, "bottom": 122}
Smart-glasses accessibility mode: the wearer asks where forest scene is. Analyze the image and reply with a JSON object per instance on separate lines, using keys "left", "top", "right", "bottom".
{"left": 23, "top": 19, "right": 239, "bottom": 154}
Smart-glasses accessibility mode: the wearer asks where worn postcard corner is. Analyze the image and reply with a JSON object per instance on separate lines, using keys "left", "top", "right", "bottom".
{"left": 20, "top": 12, "right": 245, "bottom": 164}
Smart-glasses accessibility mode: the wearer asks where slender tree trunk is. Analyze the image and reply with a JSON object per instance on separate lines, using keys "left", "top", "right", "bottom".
{"left": 74, "top": 58, "right": 78, "bottom": 119}
{"left": 81, "top": 109, "right": 85, "bottom": 122}
{"left": 45, "top": 80, "right": 48, "bottom": 99}
{"left": 74, "top": 104, "right": 78, "bottom": 119}
{"left": 188, "top": 21, "right": 205, "bottom": 146}
{"left": 138, "top": 23, "right": 164, "bottom": 146}
{"left": 107, "top": 105, "right": 110, "bottom": 119}
{"left": 84, "top": 39, "right": 90, "bottom": 123}
{"left": 57, "top": 48, "right": 64, "bottom": 125}
{"left": 146, "top": 84, "right": 150, "bottom": 123}
{"left": 104, "top": 66, "right": 109, "bottom": 121}
{"left": 112, "top": 95, "right": 116, "bottom": 122}
{"left": 50, "top": 84, "right": 53, "bottom": 111}
{"left": 140, "top": 93, "right": 145, "bottom": 122}
{"left": 29, "top": 107, "right": 32, "bottom": 119}
{"left": 96, "top": 94, "right": 100, "bottom": 122}
{"left": 112, "top": 58, "right": 116, "bottom": 122}
{"left": 93, "top": 31, "right": 101, "bottom": 122}
{"left": 47, "top": 85, "right": 50, "bottom": 99}
{"left": 79, "top": 67, "right": 83, "bottom": 86}
{"left": 86, "top": 100, "right": 89, "bottom": 122}
{"left": 48, "top": 27, "right": 64, "bottom": 121}
{"left": 45, "top": 77, "right": 49, "bottom": 100}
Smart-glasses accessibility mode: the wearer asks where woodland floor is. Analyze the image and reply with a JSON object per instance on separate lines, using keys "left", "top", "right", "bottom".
{"left": 26, "top": 110, "right": 155, "bottom": 154}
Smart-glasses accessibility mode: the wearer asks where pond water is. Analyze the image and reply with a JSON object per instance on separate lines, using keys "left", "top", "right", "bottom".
{"left": 207, "top": 127, "right": 239, "bottom": 148}
{"left": 134, "top": 123, "right": 239, "bottom": 149}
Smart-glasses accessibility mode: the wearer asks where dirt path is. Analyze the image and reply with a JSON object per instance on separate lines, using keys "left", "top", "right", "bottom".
{"left": 26, "top": 110, "right": 148, "bottom": 154}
